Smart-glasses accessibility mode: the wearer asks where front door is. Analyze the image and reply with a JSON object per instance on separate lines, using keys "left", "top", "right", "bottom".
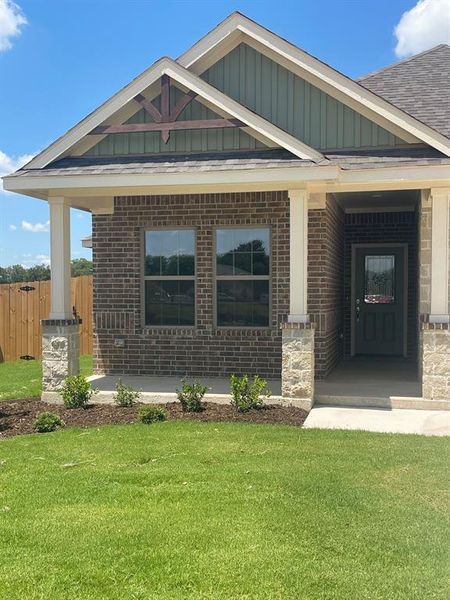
{"left": 353, "top": 245, "right": 406, "bottom": 356}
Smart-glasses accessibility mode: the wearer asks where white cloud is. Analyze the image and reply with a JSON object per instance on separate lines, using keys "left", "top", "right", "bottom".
{"left": 0, "top": 0, "right": 26, "bottom": 52}
{"left": 0, "top": 149, "right": 36, "bottom": 193}
{"left": 395, "top": 0, "right": 450, "bottom": 57}
{"left": 21, "top": 220, "right": 50, "bottom": 233}
{"left": 21, "top": 254, "right": 50, "bottom": 267}
{"left": 9, "top": 224, "right": 17, "bottom": 230}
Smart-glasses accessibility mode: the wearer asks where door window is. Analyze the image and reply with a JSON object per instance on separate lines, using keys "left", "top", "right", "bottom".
{"left": 364, "top": 255, "right": 395, "bottom": 304}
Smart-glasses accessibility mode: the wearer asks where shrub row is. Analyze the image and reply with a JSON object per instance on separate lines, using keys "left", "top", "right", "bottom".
{"left": 33, "top": 374, "right": 271, "bottom": 433}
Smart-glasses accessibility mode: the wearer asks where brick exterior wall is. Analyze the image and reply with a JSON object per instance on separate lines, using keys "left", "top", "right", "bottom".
{"left": 92, "top": 194, "right": 420, "bottom": 382}
{"left": 343, "top": 211, "right": 419, "bottom": 358}
{"left": 308, "top": 196, "right": 345, "bottom": 378}
{"left": 92, "top": 192, "right": 290, "bottom": 378}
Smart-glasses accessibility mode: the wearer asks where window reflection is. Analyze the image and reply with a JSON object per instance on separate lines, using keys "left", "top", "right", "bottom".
{"left": 145, "top": 229, "right": 195, "bottom": 325}
{"left": 364, "top": 255, "right": 395, "bottom": 304}
{"left": 145, "top": 230, "right": 195, "bottom": 276}
{"left": 216, "top": 228, "right": 270, "bottom": 276}
{"left": 216, "top": 228, "right": 270, "bottom": 327}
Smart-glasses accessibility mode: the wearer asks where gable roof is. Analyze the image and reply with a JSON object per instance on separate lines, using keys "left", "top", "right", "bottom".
{"left": 8, "top": 12, "right": 450, "bottom": 177}
{"left": 359, "top": 45, "right": 450, "bottom": 139}
{"left": 23, "top": 57, "right": 323, "bottom": 170}
{"left": 178, "top": 12, "right": 450, "bottom": 155}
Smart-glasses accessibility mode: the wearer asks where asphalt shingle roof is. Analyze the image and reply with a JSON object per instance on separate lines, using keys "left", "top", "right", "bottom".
{"left": 10, "top": 147, "right": 450, "bottom": 179}
{"left": 359, "top": 44, "right": 450, "bottom": 139}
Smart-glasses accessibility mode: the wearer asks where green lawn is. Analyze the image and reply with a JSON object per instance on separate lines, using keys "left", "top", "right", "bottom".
{"left": 0, "top": 355, "right": 92, "bottom": 401}
{"left": 0, "top": 422, "right": 449, "bottom": 599}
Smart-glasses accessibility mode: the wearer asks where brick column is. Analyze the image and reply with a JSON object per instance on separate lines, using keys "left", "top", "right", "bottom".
{"left": 281, "top": 322, "right": 315, "bottom": 410}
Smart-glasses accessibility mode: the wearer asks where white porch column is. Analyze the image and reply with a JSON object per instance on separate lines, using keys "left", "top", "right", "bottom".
{"left": 281, "top": 189, "right": 314, "bottom": 409}
{"left": 288, "top": 189, "right": 309, "bottom": 323}
{"left": 430, "top": 188, "right": 450, "bottom": 323}
{"left": 49, "top": 196, "right": 72, "bottom": 319}
{"left": 41, "top": 196, "right": 80, "bottom": 399}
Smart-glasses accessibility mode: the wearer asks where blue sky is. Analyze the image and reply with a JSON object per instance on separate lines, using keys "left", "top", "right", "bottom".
{"left": 1, "top": 0, "right": 448, "bottom": 268}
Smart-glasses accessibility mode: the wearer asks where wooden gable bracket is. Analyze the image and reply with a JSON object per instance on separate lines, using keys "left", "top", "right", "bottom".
{"left": 89, "top": 75, "right": 245, "bottom": 143}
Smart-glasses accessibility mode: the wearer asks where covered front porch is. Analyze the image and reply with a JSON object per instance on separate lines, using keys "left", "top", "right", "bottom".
{"left": 80, "top": 357, "right": 442, "bottom": 411}
{"left": 13, "top": 180, "right": 450, "bottom": 410}
{"left": 302, "top": 187, "right": 450, "bottom": 408}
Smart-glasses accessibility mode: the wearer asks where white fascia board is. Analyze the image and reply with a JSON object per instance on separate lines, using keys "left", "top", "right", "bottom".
{"left": 338, "top": 164, "right": 450, "bottom": 185}
{"left": 5, "top": 163, "right": 450, "bottom": 200}
{"left": 25, "top": 58, "right": 169, "bottom": 170}
{"left": 178, "top": 13, "right": 450, "bottom": 157}
{"left": 178, "top": 13, "right": 244, "bottom": 70}
{"left": 3, "top": 165, "right": 339, "bottom": 195}
{"left": 308, "top": 164, "right": 450, "bottom": 194}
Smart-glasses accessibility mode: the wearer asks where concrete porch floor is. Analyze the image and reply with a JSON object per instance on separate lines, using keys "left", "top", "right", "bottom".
{"left": 83, "top": 357, "right": 450, "bottom": 411}
{"left": 313, "top": 358, "right": 440, "bottom": 409}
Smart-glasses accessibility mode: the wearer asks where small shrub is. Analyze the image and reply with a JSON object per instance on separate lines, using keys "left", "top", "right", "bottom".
{"left": 114, "top": 379, "right": 140, "bottom": 407}
{"left": 33, "top": 412, "right": 64, "bottom": 433}
{"left": 138, "top": 405, "right": 167, "bottom": 424}
{"left": 230, "top": 374, "right": 271, "bottom": 412}
{"left": 61, "top": 375, "right": 95, "bottom": 409}
{"left": 176, "top": 378, "right": 208, "bottom": 412}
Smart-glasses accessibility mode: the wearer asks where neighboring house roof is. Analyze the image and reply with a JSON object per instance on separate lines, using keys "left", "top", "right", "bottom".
{"left": 82, "top": 235, "right": 92, "bottom": 248}
{"left": 360, "top": 45, "right": 450, "bottom": 140}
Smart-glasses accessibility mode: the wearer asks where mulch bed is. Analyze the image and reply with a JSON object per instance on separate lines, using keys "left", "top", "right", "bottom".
{"left": 0, "top": 399, "right": 308, "bottom": 439}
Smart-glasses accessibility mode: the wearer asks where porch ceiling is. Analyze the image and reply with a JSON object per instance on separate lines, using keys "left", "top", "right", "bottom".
{"left": 336, "top": 189, "right": 420, "bottom": 212}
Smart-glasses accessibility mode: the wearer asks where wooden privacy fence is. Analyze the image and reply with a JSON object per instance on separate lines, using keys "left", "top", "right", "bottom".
{"left": 0, "top": 275, "right": 93, "bottom": 363}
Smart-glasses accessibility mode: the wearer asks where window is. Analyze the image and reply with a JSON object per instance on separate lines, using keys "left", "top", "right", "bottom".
{"left": 364, "top": 255, "right": 395, "bottom": 304}
{"left": 144, "top": 229, "right": 195, "bottom": 325}
{"left": 216, "top": 228, "right": 270, "bottom": 327}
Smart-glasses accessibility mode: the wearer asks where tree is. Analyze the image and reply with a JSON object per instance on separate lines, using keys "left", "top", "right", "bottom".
{"left": 4, "top": 264, "right": 28, "bottom": 283}
{"left": 71, "top": 258, "right": 93, "bottom": 277}
{"left": 27, "top": 264, "right": 51, "bottom": 281}
{"left": 0, "top": 259, "right": 93, "bottom": 283}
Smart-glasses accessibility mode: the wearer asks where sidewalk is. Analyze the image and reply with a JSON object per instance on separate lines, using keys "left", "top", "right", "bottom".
{"left": 303, "top": 406, "right": 450, "bottom": 436}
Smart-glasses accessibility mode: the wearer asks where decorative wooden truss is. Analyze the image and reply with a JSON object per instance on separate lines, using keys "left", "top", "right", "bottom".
{"left": 89, "top": 75, "right": 245, "bottom": 143}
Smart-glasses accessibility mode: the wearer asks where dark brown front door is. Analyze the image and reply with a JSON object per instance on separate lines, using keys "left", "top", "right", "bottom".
{"left": 353, "top": 245, "right": 406, "bottom": 356}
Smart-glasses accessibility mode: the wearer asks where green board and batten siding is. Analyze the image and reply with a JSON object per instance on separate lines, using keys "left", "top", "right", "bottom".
{"left": 85, "top": 43, "right": 406, "bottom": 157}
{"left": 86, "top": 87, "right": 265, "bottom": 156}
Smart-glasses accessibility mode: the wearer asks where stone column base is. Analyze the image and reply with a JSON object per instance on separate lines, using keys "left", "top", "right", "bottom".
{"left": 421, "top": 320, "right": 450, "bottom": 402}
{"left": 281, "top": 322, "right": 315, "bottom": 410}
{"left": 42, "top": 318, "right": 81, "bottom": 394}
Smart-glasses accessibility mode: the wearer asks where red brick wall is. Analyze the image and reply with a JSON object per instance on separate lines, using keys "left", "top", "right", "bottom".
{"left": 92, "top": 192, "right": 290, "bottom": 378}
{"left": 95, "top": 194, "right": 420, "bottom": 381}
{"left": 308, "top": 197, "right": 345, "bottom": 378}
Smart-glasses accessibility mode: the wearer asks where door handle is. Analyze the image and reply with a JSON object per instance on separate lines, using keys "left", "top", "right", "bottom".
{"left": 356, "top": 298, "right": 360, "bottom": 323}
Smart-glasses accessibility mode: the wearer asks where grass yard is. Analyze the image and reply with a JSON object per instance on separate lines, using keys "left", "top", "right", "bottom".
{"left": 0, "top": 355, "right": 92, "bottom": 401}
{"left": 0, "top": 422, "right": 449, "bottom": 599}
